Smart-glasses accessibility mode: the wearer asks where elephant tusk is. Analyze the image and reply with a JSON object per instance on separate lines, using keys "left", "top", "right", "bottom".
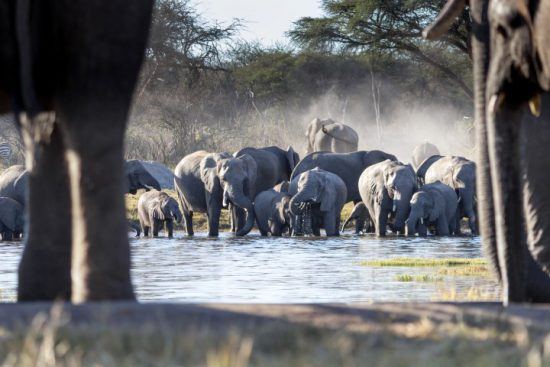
{"left": 488, "top": 93, "right": 505, "bottom": 115}
{"left": 529, "top": 94, "right": 542, "bottom": 117}
{"left": 392, "top": 200, "right": 397, "bottom": 212}
{"left": 420, "top": 218, "right": 424, "bottom": 225}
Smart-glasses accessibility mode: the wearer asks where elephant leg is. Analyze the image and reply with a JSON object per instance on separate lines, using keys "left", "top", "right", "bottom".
{"left": 152, "top": 219, "right": 161, "bottom": 237}
{"left": 435, "top": 217, "right": 450, "bottom": 236}
{"left": 488, "top": 107, "right": 526, "bottom": 303}
{"left": 293, "top": 214, "right": 304, "bottom": 236}
{"left": 166, "top": 220, "right": 174, "bottom": 238}
{"left": 183, "top": 210, "right": 194, "bottom": 236}
{"left": 18, "top": 120, "right": 72, "bottom": 301}
{"left": 143, "top": 226, "right": 150, "bottom": 237}
{"left": 375, "top": 208, "right": 388, "bottom": 237}
{"left": 323, "top": 212, "right": 339, "bottom": 236}
{"left": 355, "top": 219, "right": 365, "bottom": 234}
{"left": 3, "top": 230, "right": 13, "bottom": 241}
{"left": 64, "top": 134, "right": 135, "bottom": 301}
{"left": 234, "top": 206, "right": 246, "bottom": 232}
{"left": 206, "top": 202, "right": 221, "bottom": 237}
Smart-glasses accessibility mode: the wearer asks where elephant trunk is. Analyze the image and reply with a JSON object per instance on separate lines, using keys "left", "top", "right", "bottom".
{"left": 392, "top": 191, "right": 413, "bottom": 235}
{"left": 225, "top": 184, "right": 255, "bottom": 236}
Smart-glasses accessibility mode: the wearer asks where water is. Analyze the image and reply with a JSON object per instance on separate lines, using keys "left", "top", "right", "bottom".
{"left": 0, "top": 232, "right": 496, "bottom": 303}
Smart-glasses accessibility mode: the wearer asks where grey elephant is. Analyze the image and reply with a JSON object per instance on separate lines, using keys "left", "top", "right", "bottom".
{"left": 0, "top": 165, "right": 27, "bottom": 205}
{"left": 0, "top": 162, "right": 158, "bottom": 208}
{"left": 289, "top": 168, "right": 347, "bottom": 237}
{"left": 341, "top": 202, "right": 373, "bottom": 234}
{"left": 411, "top": 142, "right": 440, "bottom": 169}
{"left": 254, "top": 185, "right": 293, "bottom": 237}
{"left": 417, "top": 155, "right": 477, "bottom": 236}
{"left": 0, "top": 197, "right": 24, "bottom": 241}
{"left": 291, "top": 150, "right": 397, "bottom": 204}
{"left": 222, "top": 146, "right": 299, "bottom": 236}
{"left": 125, "top": 160, "right": 162, "bottom": 194}
{"left": 306, "top": 118, "right": 359, "bottom": 154}
{"left": 426, "top": 0, "right": 550, "bottom": 303}
{"left": 137, "top": 190, "right": 182, "bottom": 238}
{"left": 173, "top": 151, "right": 231, "bottom": 237}
{"left": 359, "top": 160, "right": 417, "bottom": 236}
{"left": 405, "top": 182, "right": 459, "bottom": 236}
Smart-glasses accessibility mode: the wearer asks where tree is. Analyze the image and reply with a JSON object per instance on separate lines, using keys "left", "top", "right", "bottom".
{"left": 289, "top": 0, "right": 473, "bottom": 98}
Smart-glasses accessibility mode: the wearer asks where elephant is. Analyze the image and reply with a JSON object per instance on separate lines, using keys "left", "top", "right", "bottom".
{"left": 417, "top": 155, "right": 477, "bottom": 236}
{"left": 222, "top": 146, "right": 299, "bottom": 236}
{"left": 125, "top": 160, "right": 162, "bottom": 195}
{"left": 0, "top": 162, "right": 157, "bottom": 208}
{"left": 173, "top": 151, "right": 231, "bottom": 237}
{"left": 290, "top": 168, "right": 347, "bottom": 237}
{"left": 405, "top": 182, "right": 459, "bottom": 237}
{"left": 306, "top": 118, "right": 359, "bottom": 154}
{"left": 128, "top": 221, "right": 141, "bottom": 237}
{"left": 0, "top": 197, "right": 24, "bottom": 241}
{"left": 253, "top": 186, "right": 293, "bottom": 236}
{"left": 0, "top": 0, "right": 154, "bottom": 301}
{"left": 411, "top": 142, "right": 441, "bottom": 169}
{"left": 341, "top": 202, "right": 373, "bottom": 234}
{"left": 0, "top": 165, "right": 27, "bottom": 205}
{"left": 359, "top": 160, "right": 417, "bottom": 236}
{"left": 291, "top": 150, "right": 397, "bottom": 204}
{"left": 425, "top": 0, "right": 550, "bottom": 303}
{"left": 137, "top": 190, "right": 182, "bottom": 238}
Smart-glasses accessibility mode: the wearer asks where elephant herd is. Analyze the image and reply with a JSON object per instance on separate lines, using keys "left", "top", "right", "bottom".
{"left": 148, "top": 141, "right": 477, "bottom": 239}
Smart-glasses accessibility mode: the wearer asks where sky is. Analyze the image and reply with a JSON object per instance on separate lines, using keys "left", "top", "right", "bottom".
{"left": 196, "top": 0, "right": 324, "bottom": 44}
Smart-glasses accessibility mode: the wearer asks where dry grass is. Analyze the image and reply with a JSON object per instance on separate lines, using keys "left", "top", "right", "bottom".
{"left": 360, "top": 258, "right": 487, "bottom": 267}
{"left": 0, "top": 304, "right": 548, "bottom": 367}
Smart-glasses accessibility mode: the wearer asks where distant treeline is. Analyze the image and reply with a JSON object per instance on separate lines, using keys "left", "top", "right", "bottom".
{"left": 0, "top": 0, "right": 476, "bottom": 169}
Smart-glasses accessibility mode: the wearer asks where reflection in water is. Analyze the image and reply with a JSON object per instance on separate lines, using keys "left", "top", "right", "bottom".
{"left": 0, "top": 233, "right": 496, "bottom": 303}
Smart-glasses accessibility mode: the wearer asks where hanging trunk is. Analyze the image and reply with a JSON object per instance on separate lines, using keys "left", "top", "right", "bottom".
{"left": 225, "top": 184, "right": 255, "bottom": 236}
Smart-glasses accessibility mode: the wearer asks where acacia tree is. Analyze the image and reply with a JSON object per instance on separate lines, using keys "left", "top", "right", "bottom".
{"left": 289, "top": 0, "right": 473, "bottom": 98}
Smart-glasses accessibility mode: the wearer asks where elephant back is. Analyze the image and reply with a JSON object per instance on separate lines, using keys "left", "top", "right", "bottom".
{"left": 0, "top": 165, "right": 27, "bottom": 205}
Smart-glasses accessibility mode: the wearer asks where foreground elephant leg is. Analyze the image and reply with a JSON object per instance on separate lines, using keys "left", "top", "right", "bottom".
{"left": 166, "top": 220, "right": 174, "bottom": 238}
{"left": 65, "top": 129, "right": 135, "bottom": 302}
{"left": 183, "top": 211, "right": 194, "bottom": 236}
{"left": 488, "top": 107, "right": 526, "bottom": 303}
{"left": 18, "top": 121, "right": 72, "bottom": 301}
{"left": 207, "top": 204, "right": 221, "bottom": 237}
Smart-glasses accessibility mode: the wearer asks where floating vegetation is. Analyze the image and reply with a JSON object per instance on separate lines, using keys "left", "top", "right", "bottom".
{"left": 395, "top": 274, "right": 443, "bottom": 283}
{"left": 360, "top": 258, "right": 487, "bottom": 267}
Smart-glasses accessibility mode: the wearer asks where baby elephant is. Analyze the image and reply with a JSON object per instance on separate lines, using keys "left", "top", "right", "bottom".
{"left": 138, "top": 190, "right": 182, "bottom": 238}
{"left": 0, "top": 197, "right": 24, "bottom": 241}
{"left": 341, "top": 202, "right": 373, "bottom": 234}
{"left": 405, "top": 182, "right": 458, "bottom": 236}
{"left": 254, "top": 187, "right": 292, "bottom": 236}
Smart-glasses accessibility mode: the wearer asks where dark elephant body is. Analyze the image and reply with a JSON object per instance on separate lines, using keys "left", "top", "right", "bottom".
{"left": 0, "top": 165, "right": 27, "bottom": 205}
{"left": 417, "top": 155, "right": 477, "bottom": 235}
{"left": 0, "top": 0, "right": 154, "bottom": 302}
{"left": 426, "top": 0, "right": 550, "bottom": 302}
{"left": 290, "top": 168, "right": 347, "bottom": 236}
{"left": 291, "top": 150, "right": 397, "bottom": 203}
{"left": 138, "top": 190, "right": 182, "bottom": 238}
{"left": 406, "top": 182, "right": 458, "bottom": 236}
{"left": 173, "top": 151, "right": 231, "bottom": 236}
{"left": 411, "top": 142, "right": 440, "bottom": 169}
{"left": 224, "top": 146, "right": 299, "bottom": 236}
{"left": 0, "top": 197, "right": 24, "bottom": 240}
{"left": 254, "top": 188, "right": 292, "bottom": 236}
{"left": 359, "top": 160, "right": 417, "bottom": 236}
{"left": 341, "top": 202, "right": 373, "bottom": 234}
{"left": 306, "top": 118, "right": 359, "bottom": 154}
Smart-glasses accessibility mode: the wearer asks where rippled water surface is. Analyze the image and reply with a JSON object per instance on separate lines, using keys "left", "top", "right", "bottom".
{"left": 0, "top": 232, "right": 496, "bottom": 303}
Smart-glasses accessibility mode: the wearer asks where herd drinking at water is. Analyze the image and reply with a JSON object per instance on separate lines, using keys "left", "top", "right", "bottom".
{"left": 0, "top": 118, "right": 477, "bottom": 240}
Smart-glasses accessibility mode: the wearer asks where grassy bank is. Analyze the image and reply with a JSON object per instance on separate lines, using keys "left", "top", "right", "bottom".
{"left": 0, "top": 303, "right": 548, "bottom": 367}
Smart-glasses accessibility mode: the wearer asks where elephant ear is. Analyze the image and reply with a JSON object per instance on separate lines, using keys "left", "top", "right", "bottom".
{"left": 200, "top": 155, "right": 220, "bottom": 194}
{"left": 239, "top": 154, "right": 258, "bottom": 197}
{"left": 319, "top": 172, "right": 336, "bottom": 212}
{"left": 151, "top": 198, "right": 166, "bottom": 221}
{"left": 285, "top": 146, "right": 299, "bottom": 174}
{"left": 428, "top": 191, "right": 443, "bottom": 222}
